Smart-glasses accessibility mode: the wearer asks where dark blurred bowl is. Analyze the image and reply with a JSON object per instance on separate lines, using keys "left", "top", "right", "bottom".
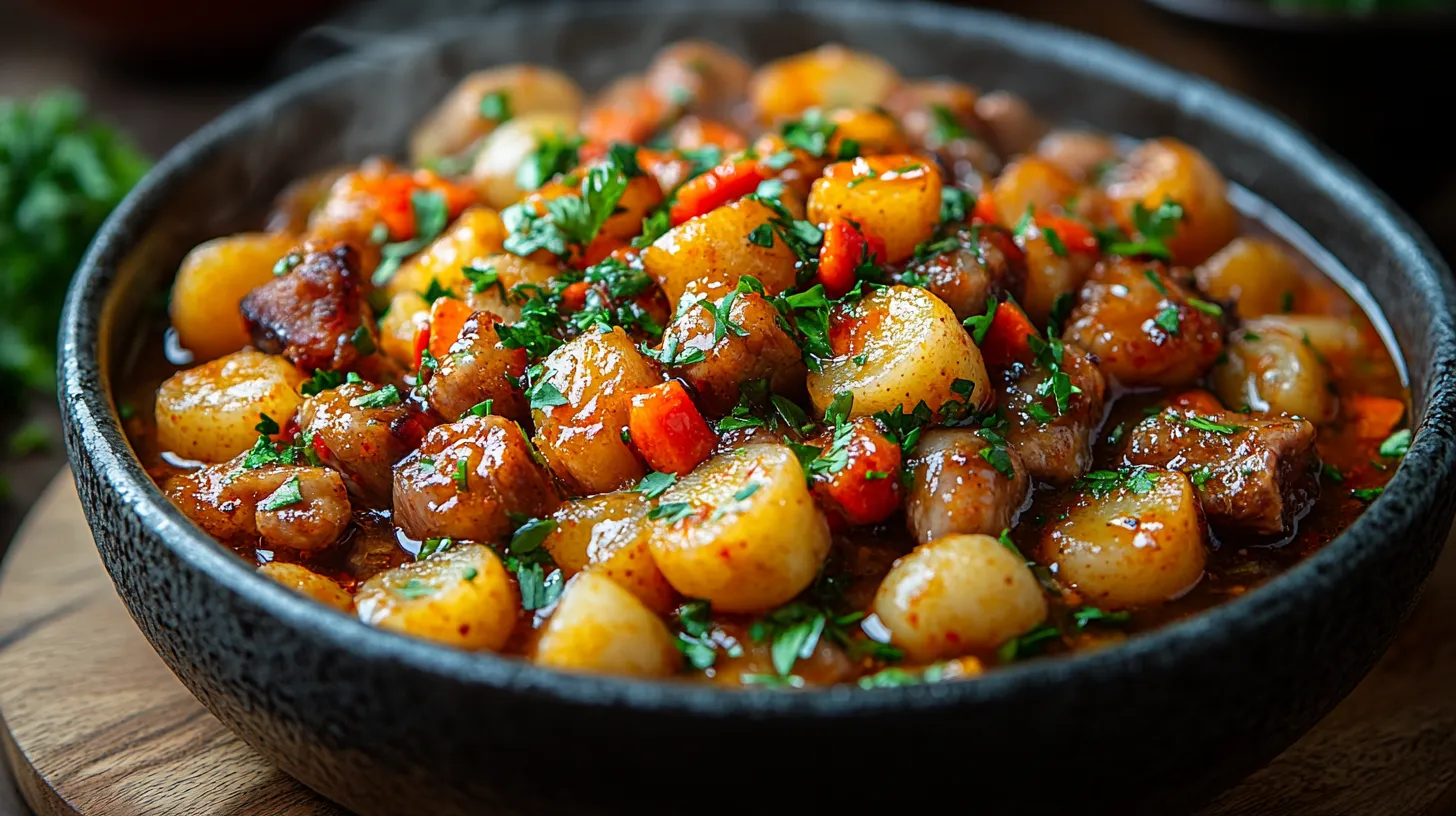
{"left": 60, "top": 1, "right": 1456, "bottom": 815}
{"left": 1145, "top": 0, "right": 1456, "bottom": 30}
{"left": 33, "top": 0, "right": 343, "bottom": 63}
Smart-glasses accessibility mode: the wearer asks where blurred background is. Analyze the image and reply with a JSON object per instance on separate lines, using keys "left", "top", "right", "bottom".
{"left": 2, "top": 0, "right": 1455, "bottom": 550}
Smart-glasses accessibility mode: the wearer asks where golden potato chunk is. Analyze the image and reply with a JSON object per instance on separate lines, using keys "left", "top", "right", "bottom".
{"left": 384, "top": 206, "right": 507, "bottom": 301}
{"left": 469, "top": 111, "right": 580, "bottom": 209}
{"left": 807, "top": 155, "right": 942, "bottom": 263}
{"left": 259, "top": 562, "right": 353, "bottom": 612}
{"left": 1035, "top": 469, "right": 1207, "bottom": 609}
{"left": 409, "top": 64, "right": 583, "bottom": 165}
{"left": 643, "top": 198, "right": 798, "bottom": 308}
{"left": 807, "top": 286, "right": 990, "bottom": 420}
{"left": 874, "top": 534, "right": 1048, "bottom": 662}
{"left": 355, "top": 543, "right": 517, "bottom": 650}
{"left": 532, "top": 327, "right": 661, "bottom": 496}
{"left": 648, "top": 443, "right": 830, "bottom": 613}
{"left": 990, "top": 156, "right": 1080, "bottom": 228}
{"left": 1211, "top": 317, "right": 1335, "bottom": 422}
{"left": 544, "top": 491, "right": 676, "bottom": 614}
{"left": 1106, "top": 138, "right": 1238, "bottom": 266}
{"left": 531, "top": 572, "right": 680, "bottom": 677}
{"left": 170, "top": 232, "right": 299, "bottom": 362}
{"left": 1195, "top": 237, "right": 1308, "bottom": 319}
{"left": 155, "top": 350, "right": 307, "bottom": 463}
{"left": 748, "top": 44, "right": 901, "bottom": 123}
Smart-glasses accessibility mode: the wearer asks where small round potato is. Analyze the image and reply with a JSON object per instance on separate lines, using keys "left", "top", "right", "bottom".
{"left": 532, "top": 327, "right": 662, "bottom": 495}
{"left": 531, "top": 572, "right": 681, "bottom": 677}
{"left": 544, "top": 491, "right": 677, "bottom": 614}
{"left": 469, "top": 111, "right": 580, "bottom": 209}
{"left": 155, "top": 350, "right": 308, "bottom": 463}
{"left": 1194, "top": 237, "right": 1308, "bottom": 319}
{"left": 807, "top": 286, "right": 991, "bottom": 420}
{"left": 1036, "top": 469, "right": 1207, "bottom": 609}
{"left": 355, "top": 543, "right": 517, "bottom": 651}
{"left": 258, "top": 562, "right": 353, "bottom": 612}
{"left": 385, "top": 206, "right": 507, "bottom": 301}
{"left": 873, "top": 534, "right": 1048, "bottom": 662}
{"left": 1106, "top": 138, "right": 1238, "bottom": 267}
{"left": 170, "top": 232, "right": 299, "bottom": 362}
{"left": 807, "top": 155, "right": 943, "bottom": 263}
{"left": 749, "top": 44, "right": 901, "bottom": 123}
{"left": 1210, "top": 317, "right": 1335, "bottom": 422}
{"left": 643, "top": 197, "right": 799, "bottom": 308}
{"left": 648, "top": 443, "right": 831, "bottom": 613}
{"left": 410, "top": 64, "right": 583, "bottom": 165}
{"left": 990, "top": 156, "right": 1080, "bottom": 229}
{"left": 378, "top": 291, "right": 431, "bottom": 368}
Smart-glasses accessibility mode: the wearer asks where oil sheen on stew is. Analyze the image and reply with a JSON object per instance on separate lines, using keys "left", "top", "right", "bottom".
{"left": 124, "top": 42, "right": 1410, "bottom": 688}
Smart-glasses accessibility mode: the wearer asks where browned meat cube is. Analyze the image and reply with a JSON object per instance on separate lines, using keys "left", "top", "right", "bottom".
{"left": 241, "top": 242, "right": 375, "bottom": 374}
{"left": 994, "top": 341, "right": 1108, "bottom": 485}
{"left": 1121, "top": 407, "right": 1319, "bottom": 538}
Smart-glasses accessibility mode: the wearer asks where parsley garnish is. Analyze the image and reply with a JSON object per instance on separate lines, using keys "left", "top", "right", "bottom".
{"left": 299, "top": 369, "right": 343, "bottom": 397}
{"left": 258, "top": 475, "right": 304, "bottom": 512}
{"left": 452, "top": 459, "right": 470, "bottom": 492}
{"left": 1154, "top": 305, "right": 1181, "bottom": 336}
{"left": 1071, "top": 606, "right": 1131, "bottom": 629}
{"left": 1043, "top": 226, "right": 1068, "bottom": 257}
{"left": 515, "top": 131, "right": 581, "bottom": 192}
{"left": 480, "top": 90, "right": 512, "bottom": 123}
{"left": 1078, "top": 467, "right": 1159, "bottom": 498}
{"left": 1187, "top": 297, "right": 1223, "bottom": 317}
{"left": 350, "top": 384, "right": 401, "bottom": 409}
{"left": 525, "top": 368, "right": 568, "bottom": 410}
{"left": 254, "top": 413, "right": 280, "bottom": 436}
{"left": 273, "top": 252, "right": 301, "bottom": 276}
{"left": 872, "top": 401, "right": 936, "bottom": 453}
{"left": 963, "top": 295, "right": 997, "bottom": 345}
{"left": 748, "top": 223, "right": 775, "bottom": 247}
{"left": 1107, "top": 200, "right": 1184, "bottom": 260}
{"left": 633, "top": 208, "right": 671, "bottom": 248}
{"left": 372, "top": 189, "right": 450, "bottom": 285}
{"left": 1191, "top": 466, "right": 1214, "bottom": 487}
{"left": 780, "top": 108, "right": 837, "bottom": 157}
{"left": 977, "top": 428, "right": 1016, "bottom": 478}
{"left": 1379, "top": 428, "right": 1411, "bottom": 458}
{"left": 634, "top": 471, "right": 677, "bottom": 499}
{"left": 674, "top": 600, "right": 743, "bottom": 670}
{"left": 927, "top": 103, "right": 968, "bottom": 146}
{"left": 418, "top": 537, "right": 453, "bottom": 559}
{"left": 1352, "top": 487, "right": 1383, "bottom": 502}
{"left": 1048, "top": 291, "right": 1075, "bottom": 336}
{"left": 422, "top": 277, "right": 456, "bottom": 303}
{"left": 470, "top": 400, "right": 493, "bottom": 416}
{"left": 996, "top": 623, "right": 1061, "bottom": 662}
{"left": 394, "top": 578, "right": 437, "bottom": 600}
{"left": 1321, "top": 463, "right": 1345, "bottom": 483}
{"left": 649, "top": 502, "right": 695, "bottom": 524}
{"left": 940, "top": 187, "right": 969, "bottom": 224}
{"left": 1176, "top": 412, "right": 1242, "bottom": 434}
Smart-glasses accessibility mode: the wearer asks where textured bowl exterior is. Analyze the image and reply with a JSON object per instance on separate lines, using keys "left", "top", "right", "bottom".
{"left": 59, "top": 2, "right": 1456, "bottom": 814}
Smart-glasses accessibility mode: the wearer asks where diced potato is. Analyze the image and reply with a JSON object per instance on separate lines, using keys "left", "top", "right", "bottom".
{"left": 807, "top": 155, "right": 942, "bottom": 263}
{"left": 748, "top": 44, "right": 901, "bottom": 123}
{"left": 356, "top": 544, "right": 518, "bottom": 650}
{"left": 1063, "top": 259, "right": 1225, "bottom": 389}
{"left": 1019, "top": 233, "right": 1091, "bottom": 329}
{"left": 906, "top": 429, "right": 1029, "bottom": 544}
{"left": 658, "top": 291, "right": 806, "bottom": 415}
{"left": 531, "top": 572, "right": 680, "bottom": 677}
{"left": 393, "top": 415, "right": 559, "bottom": 543}
{"left": 1195, "top": 237, "right": 1308, "bottom": 318}
{"left": 378, "top": 291, "right": 431, "bottom": 368}
{"left": 1035, "top": 469, "right": 1207, "bottom": 609}
{"left": 643, "top": 198, "right": 798, "bottom": 308}
{"left": 410, "top": 65, "right": 583, "bottom": 165}
{"left": 648, "top": 443, "right": 831, "bottom": 613}
{"left": 645, "top": 40, "right": 752, "bottom": 119}
{"left": 461, "top": 252, "right": 559, "bottom": 321}
{"left": 258, "top": 562, "right": 353, "bottom": 612}
{"left": 532, "top": 328, "right": 661, "bottom": 495}
{"left": 469, "top": 111, "right": 580, "bottom": 209}
{"left": 1106, "top": 138, "right": 1239, "bottom": 266}
{"left": 544, "top": 491, "right": 676, "bottom": 614}
{"left": 826, "top": 107, "right": 911, "bottom": 157}
{"left": 155, "top": 350, "right": 307, "bottom": 463}
{"left": 807, "top": 286, "right": 990, "bottom": 420}
{"left": 385, "top": 206, "right": 507, "bottom": 301}
{"left": 873, "top": 533, "right": 1048, "bottom": 662}
{"left": 1268, "top": 314, "right": 1364, "bottom": 364}
{"left": 1211, "top": 317, "right": 1335, "bottom": 422}
{"left": 170, "top": 232, "right": 299, "bottom": 362}
{"left": 990, "top": 156, "right": 1080, "bottom": 228}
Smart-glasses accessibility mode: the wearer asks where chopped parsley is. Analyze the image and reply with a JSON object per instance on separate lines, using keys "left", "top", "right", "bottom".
{"left": 514, "top": 131, "right": 582, "bottom": 192}
{"left": 1187, "top": 297, "right": 1223, "bottom": 317}
{"left": 254, "top": 413, "right": 280, "bottom": 436}
{"left": 1177, "top": 412, "right": 1242, "bottom": 434}
{"left": 350, "top": 384, "right": 401, "bottom": 409}
{"left": 1027, "top": 334, "right": 1081, "bottom": 415}
{"left": 1153, "top": 304, "right": 1181, "bottom": 336}
{"left": 452, "top": 459, "right": 470, "bottom": 492}
{"left": 479, "top": 90, "right": 512, "bottom": 123}
{"left": 996, "top": 623, "right": 1061, "bottom": 662}
{"left": 674, "top": 599, "right": 742, "bottom": 670}
{"left": 372, "top": 189, "right": 450, "bottom": 285}
{"left": 634, "top": 471, "right": 678, "bottom": 499}
{"left": 501, "top": 517, "right": 564, "bottom": 611}
{"left": 273, "top": 252, "right": 302, "bottom": 276}
{"left": 417, "top": 537, "right": 453, "bottom": 559}
{"left": 1191, "top": 466, "right": 1215, "bottom": 488}
{"left": 940, "top": 187, "right": 969, "bottom": 224}
{"left": 1079, "top": 467, "right": 1159, "bottom": 498}
{"left": 1042, "top": 226, "right": 1068, "bottom": 257}
{"left": 747, "top": 223, "right": 775, "bottom": 247}
{"left": 1378, "top": 428, "right": 1411, "bottom": 458}
{"left": 632, "top": 207, "right": 671, "bottom": 248}
{"left": 422, "top": 277, "right": 456, "bottom": 303}
{"left": 462, "top": 263, "right": 504, "bottom": 297}
{"left": 1106, "top": 199, "right": 1184, "bottom": 260}
{"left": 525, "top": 368, "right": 569, "bottom": 410}
{"left": 300, "top": 369, "right": 344, "bottom": 397}
{"left": 962, "top": 295, "right": 998, "bottom": 346}
{"left": 470, "top": 400, "right": 493, "bottom": 416}
{"left": 780, "top": 108, "right": 837, "bottom": 157}
{"left": 977, "top": 428, "right": 1016, "bottom": 478}
{"left": 258, "top": 476, "right": 304, "bottom": 512}
{"left": 927, "top": 103, "right": 968, "bottom": 146}
{"left": 1048, "top": 291, "right": 1075, "bottom": 337}
{"left": 394, "top": 578, "right": 437, "bottom": 600}
{"left": 649, "top": 502, "right": 696, "bottom": 524}
{"left": 1071, "top": 606, "right": 1131, "bottom": 629}
{"left": 1321, "top": 463, "right": 1345, "bottom": 483}
{"left": 1351, "top": 487, "right": 1383, "bottom": 502}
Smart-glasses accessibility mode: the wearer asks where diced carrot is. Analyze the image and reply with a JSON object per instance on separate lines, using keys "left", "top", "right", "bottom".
{"left": 816, "top": 218, "right": 877, "bottom": 298}
{"left": 971, "top": 190, "right": 999, "bottom": 225}
{"left": 811, "top": 419, "right": 903, "bottom": 526}
{"left": 1035, "top": 215, "right": 1099, "bottom": 255}
{"left": 573, "top": 235, "right": 628, "bottom": 270}
{"left": 561, "top": 281, "right": 592, "bottom": 313}
{"left": 427, "top": 297, "right": 474, "bottom": 361}
{"left": 627, "top": 381, "right": 718, "bottom": 475}
{"left": 977, "top": 300, "right": 1039, "bottom": 367}
{"left": 412, "top": 324, "right": 431, "bottom": 371}
{"left": 668, "top": 157, "right": 767, "bottom": 226}
{"left": 367, "top": 169, "right": 476, "bottom": 241}
{"left": 1168, "top": 389, "right": 1225, "bottom": 415}
{"left": 1344, "top": 394, "right": 1405, "bottom": 439}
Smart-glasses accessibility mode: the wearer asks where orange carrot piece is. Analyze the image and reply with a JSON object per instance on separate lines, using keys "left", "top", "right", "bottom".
{"left": 1345, "top": 394, "right": 1405, "bottom": 439}
{"left": 811, "top": 419, "right": 903, "bottom": 526}
{"left": 816, "top": 218, "right": 880, "bottom": 298}
{"left": 627, "top": 381, "right": 718, "bottom": 475}
{"left": 971, "top": 190, "right": 999, "bottom": 225}
{"left": 978, "top": 301, "right": 1039, "bottom": 367}
{"left": 668, "top": 157, "right": 767, "bottom": 226}
{"left": 1035, "top": 215, "right": 1100, "bottom": 255}
{"left": 561, "top": 281, "right": 592, "bottom": 313}
{"left": 427, "top": 297, "right": 474, "bottom": 361}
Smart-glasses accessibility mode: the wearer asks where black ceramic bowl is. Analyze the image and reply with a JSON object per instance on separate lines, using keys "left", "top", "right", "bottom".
{"left": 59, "top": 1, "right": 1456, "bottom": 814}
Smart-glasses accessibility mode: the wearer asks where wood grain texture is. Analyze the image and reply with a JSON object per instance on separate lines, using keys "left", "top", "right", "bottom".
{"left": 0, "top": 473, "right": 1453, "bottom": 816}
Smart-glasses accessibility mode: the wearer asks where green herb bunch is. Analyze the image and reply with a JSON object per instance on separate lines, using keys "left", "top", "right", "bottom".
{"left": 0, "top": 90, "right": 150, "bottom": 395}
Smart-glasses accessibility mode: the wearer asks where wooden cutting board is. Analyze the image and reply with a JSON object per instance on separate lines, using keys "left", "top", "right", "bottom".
{"left": 2, "top": 474, "right": 1455, "bottom": 816}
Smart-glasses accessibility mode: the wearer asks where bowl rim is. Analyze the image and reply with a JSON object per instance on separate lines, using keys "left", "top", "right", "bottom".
{"left": 61, "top": 0, "right": 1456, "bottom": 717}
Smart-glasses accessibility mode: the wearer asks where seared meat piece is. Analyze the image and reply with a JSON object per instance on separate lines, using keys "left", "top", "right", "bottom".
{"left": 165, "top": 460, "right": 351, "bottom": 552}
{"left": 905, "top": 429, "right": 1030, "bottom": 544}
{"left": 660, "top": 291, "right": 805, "bottom": 416}
{"left": 241, "top": 243, "right": 376, "bottom": 374}
{"left": 1121, "top": 407, "right": 1319, "bottom": 538}
{"left": 994, "top": 342, "right": 1108, "bottom": 485}
{"left": 1062, "top": 258, "right": 1225, "bottom": 389}
{"left": 299, "top": 381, "right": 441, "bottom": 506}
{"left": 425, "top": 311, "right": 529, "bottom": 422}
{"left": 393, "top": 415, "right": 561, "bottom": 543}
{"left": 901, "top": 227, "right": 1026, "bottom": 322}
